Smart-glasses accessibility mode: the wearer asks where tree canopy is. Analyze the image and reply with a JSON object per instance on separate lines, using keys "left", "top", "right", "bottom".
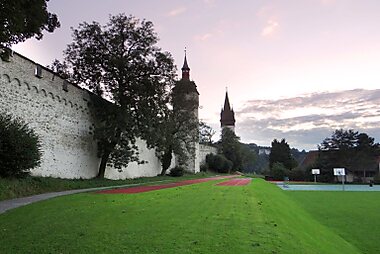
{"left": 317, "top": 129, "right": 380, "bottom": 181}
{"left": 269, "top": 139, "right": 297, "bottom": 170}
{"left": 199, "top": 121, "right": 215, "bottom": 144}
{"left": 219, "top": 128, "right": 242, "bottom": 171}
{"left": 0, "top": 0, "right": 60, "bottom": 49}
{"left": 60, "top": 14, "right": 176, "bottom": 177}
{"left": 216, "top": 128, "right": 257, "bottom": 172}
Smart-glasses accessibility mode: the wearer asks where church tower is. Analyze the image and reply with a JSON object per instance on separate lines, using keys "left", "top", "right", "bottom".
{"left": 172, "top": 50, "right": 200, "bottom": 172}
{"left": 220, "top": 90, "right": 235, "bottom": 132}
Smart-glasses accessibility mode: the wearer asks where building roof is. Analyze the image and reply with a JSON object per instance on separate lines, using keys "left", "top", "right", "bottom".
{"left": 181, "top": 54, "right": 190, "bottom": 71}
{"left": 220, "top": 91, "right": 235, "bottom": 127}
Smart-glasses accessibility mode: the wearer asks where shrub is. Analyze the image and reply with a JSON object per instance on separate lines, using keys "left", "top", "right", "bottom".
{"left": 206, "top": 153, "right": 233, "bottom": 173}
{"left": 0, "top": 113, "right": 42, "bottom": 178}
{"left": 200, "top": 163, "right": 208, "bottom": 172}
{"left": 169, "top": 166, "right": 184, "bottom": 177}
{"left": 271, "top": 162, "right": 289, "bottom": 181}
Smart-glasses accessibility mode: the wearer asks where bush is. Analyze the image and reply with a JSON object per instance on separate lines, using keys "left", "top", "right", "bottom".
{"left": 0, "top": 113, "right": 42, "bottom": 178}
{"left": 206, "top": 153, "right": 233, "bottom": 173}
{"left": 169, "top": 166, "right": 184, "bottom": 177}
{"left": 200, "top": 163, "right": 208, "bottom": 172}
{"left": 271, "top": 162, "right": 289, "bottom": 181}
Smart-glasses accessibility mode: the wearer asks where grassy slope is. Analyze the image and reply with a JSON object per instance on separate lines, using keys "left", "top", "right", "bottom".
{"left": 0, "top": 179, "right": 360, "bottom": 254}
{"left": 287, "top": 191, "right": 380, "bottom": 254}
{"left": 0, "top": 173, "right": 216, "bottom": 201}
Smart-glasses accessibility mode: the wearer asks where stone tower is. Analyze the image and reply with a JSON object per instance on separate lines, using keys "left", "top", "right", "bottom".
{"left": 220, "top": 90, "right": 235, "bottom": 132}
{"left": 172, "top": 51, "right": 200, "bottom": 172}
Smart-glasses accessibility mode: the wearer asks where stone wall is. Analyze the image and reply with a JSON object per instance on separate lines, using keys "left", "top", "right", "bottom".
{"left": 0, "top": 52, "right": 172, "bottom": 179}
{"left": 199, "top": 144, "right": 218, "bottom": 165}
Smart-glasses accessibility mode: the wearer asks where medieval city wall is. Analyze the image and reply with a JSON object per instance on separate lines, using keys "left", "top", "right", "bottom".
{"left": 199, "top": 144, "right": 218, "bottom": 165}
{"left": 0, "top": 52, "right": 167, "bottom": 179}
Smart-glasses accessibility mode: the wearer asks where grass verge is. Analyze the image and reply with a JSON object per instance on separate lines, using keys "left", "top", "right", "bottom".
{"left": 286, "top": 190, "right": 380, "bottom": 254}
{"left": 0, "top": 179, "right": 360, "bottom": 253}
{"left": 0, "top": 172, "right": 217, "bottom": 201}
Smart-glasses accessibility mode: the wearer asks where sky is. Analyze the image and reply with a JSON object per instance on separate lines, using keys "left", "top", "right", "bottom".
{"left": 12, "top": 0, "right": 380, "bottom": 151}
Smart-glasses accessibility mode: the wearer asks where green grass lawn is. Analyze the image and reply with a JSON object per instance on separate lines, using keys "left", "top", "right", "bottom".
{"left": 286, "top": 190, "right": 380, "bottom": 254}
{"left": 0, "top": 179, "right": 362, "bottom": 254}
{"left": 0, "top": 172, "right": 217, "bottom": 201}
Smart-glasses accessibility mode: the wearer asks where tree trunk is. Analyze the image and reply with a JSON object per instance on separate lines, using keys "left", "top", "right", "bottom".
{"left": 160, "top": 146, "right": 173, "bottom": 176}
{"left": 97, "top": 151, "right": 111, "bottom": 178}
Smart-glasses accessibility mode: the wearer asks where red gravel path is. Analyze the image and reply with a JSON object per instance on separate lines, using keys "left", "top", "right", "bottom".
{"left": 97, "top": 175, "right": 237, "bottom": 194}
{"left": 216, "top": 178, "right": 252, "bottom": 186}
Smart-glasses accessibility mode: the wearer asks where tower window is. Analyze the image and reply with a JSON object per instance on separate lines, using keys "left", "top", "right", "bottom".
{"left": 35, "top": 65, "right": 43, "bottom": 78}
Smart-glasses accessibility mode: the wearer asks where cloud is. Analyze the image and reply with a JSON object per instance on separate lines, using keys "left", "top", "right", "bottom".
{"left": 167, "top": 7, "right": 187, "bottom": 17}
{"left": 195, "top": 33, "right": 213, "bottom": 41}
{"left": 236, "top": 89, "right": 380, "bottom": 150}
{"left": 261, "top": 19, "right": 279, "bottom": 37}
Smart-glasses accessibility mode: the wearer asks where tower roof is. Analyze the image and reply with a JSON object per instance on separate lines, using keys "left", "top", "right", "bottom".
{"left": 223, "top": 91, "right": 231, "bottom": 111}
{"left": 182, "top": 53, "right": 190, "bottom": 71}
{"left": 221, "top": 91, "right": 235, "bottom": 127}
{"left": 181, "top": 48, "right": 190, "bottom": 80}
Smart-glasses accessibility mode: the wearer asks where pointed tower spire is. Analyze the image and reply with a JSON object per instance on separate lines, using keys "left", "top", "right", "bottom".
{"left": 223, "top": 90, "right": 231, "bottom": 111}
{"left": 220, "top": 88, "right": 235, "bottom": 131}
{"left": 181, "top": 47, "right": 190, "bottom": 80}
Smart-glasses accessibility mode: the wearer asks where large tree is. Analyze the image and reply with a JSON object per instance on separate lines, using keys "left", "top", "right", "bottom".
{"left": 318, "top": 129, "right": 380, "bottom": 180}
{"left": 269, "top": 138, "right": 297, "bottom": 170}
{"left": 144, "top": 95, "right": 198, "bottom": 176}
{"left": 61, "top": 14, "right": 176, "bottom": 177}
{"left": 219, "top": 128, "right": 243, "bottom": 171}
{"left": 0, "top": 0, "right": 60, "bottom": 50}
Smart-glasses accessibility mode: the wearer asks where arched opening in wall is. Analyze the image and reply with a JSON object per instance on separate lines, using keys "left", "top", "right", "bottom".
{"left": 56, "top": 95, "right": 61, "bottom": 102}
{"left": 69, "top": 101, "right": 73, "bottom": 108}
{"left": 49, "top": 92, "right": 54, "bottom": 100}
{"left": 32, "top": 86, "right": 39, "bottom": 93}
{"left": 11, "top": 78, "right": 21, "bottom": 87}
{"left": 41, "top": 89, "right": 47, "bottom": 96}
{"left": 63, "top": 98, "right": 67, "bottom": 105}
{"left": 2, "top": 74, "right": 10, "bottom": 83}
{"left": 24, "top": 82, "right": 30, "bottom": 90}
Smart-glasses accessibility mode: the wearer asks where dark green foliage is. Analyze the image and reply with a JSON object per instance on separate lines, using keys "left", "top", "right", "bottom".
{"left": 0, "top": 0, "right": 60, "bottom": 49}
{"left": 60, "top": 14, "right": 176, "bottom": 177}
{"left": 219, "top": 128, "right": 242, "bottom": 170}
{"left": 0, "top": 114, "right": 41, "bottom": 178}
{"left": 317, "top": 129, "right": 380, "bottom": 182}
{"left": 240, "top": 143, "right": 257, "bottom": 173}
{"left": 269, "top": 139, "right": 297, "bottom": 170}
{"left": 151, "top": 94, "right": 198, "bottom": 175}
{"left": 169, "top": 166, "right": 184, "bottom": 177}
{"left": 217, "top": 129, "right": 256, "bottom": 172}
{"left": 271, "top": 162, "right": 289, "bottom": 180}
{"left": 200, "top": 163, "right": 208, "bottom": 172}
{"left": 289, "top": 168, "right": 306, "bottom": 181}
{"left": 206, "top": 153, "right": 232, "bottom": 173}
{"left": 199, "top": 121, "right": 215, "bottom": 144}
